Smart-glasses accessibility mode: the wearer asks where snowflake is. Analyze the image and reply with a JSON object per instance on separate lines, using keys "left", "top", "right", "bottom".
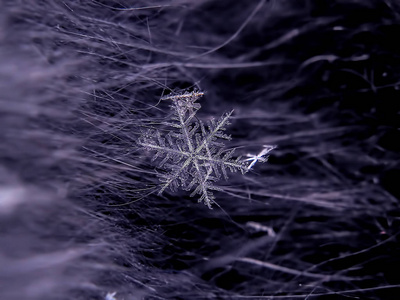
{"left": 244, "top": 145, "right": 276, "bottom": 170}
{"left": 105, "top": 292, "right": 117, "bottom": 300}
{"left": 138, "top": 90, "right": 273, "bottom": 208}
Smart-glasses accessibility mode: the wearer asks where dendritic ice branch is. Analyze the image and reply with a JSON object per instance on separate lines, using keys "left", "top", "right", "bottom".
{"left": 138, "top": 91, "right": 274, "bottom": 208}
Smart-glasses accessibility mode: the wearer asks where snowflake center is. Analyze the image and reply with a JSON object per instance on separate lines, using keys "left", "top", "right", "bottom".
{"left": 188, "top": 151, "right": 197, "bottom": 160}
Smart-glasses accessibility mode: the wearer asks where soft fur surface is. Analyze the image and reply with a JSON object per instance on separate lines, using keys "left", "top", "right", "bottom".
{"left": 1, "top": 1, "right": 400, "bottom": 299}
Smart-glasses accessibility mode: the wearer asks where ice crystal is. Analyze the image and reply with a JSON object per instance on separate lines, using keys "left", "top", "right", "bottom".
{"left": 138, "top": 91, "right": 273, "bottom": 208}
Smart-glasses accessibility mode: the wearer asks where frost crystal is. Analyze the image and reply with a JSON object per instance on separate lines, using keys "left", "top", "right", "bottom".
{"left": 138, "top": 91, "right": 273, "bottom": 208}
